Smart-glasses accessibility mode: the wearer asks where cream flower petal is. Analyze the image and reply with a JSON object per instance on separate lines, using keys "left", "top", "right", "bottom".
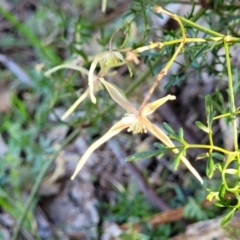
{"left": 88, "top": 52, "right": 107, "bottom": 103}
{"left": 45, "top": 64, "right": 90, "bottom": 77}
{"left": 45, "top": 63, "right": 100, "bottom": 120}
{"left": 89, "top": 51, "right": 125, "bottom": 104}
{"left": 142, "top": 117, "right": 203, "bottom": 184}
{"left": 142, "top": 117, "right": 174, "bottom": 147}
{"left": 112, "top": 51, "right": 125, "bottom": 61}
{"left": 71, "top": 119, "right": 131, "bottom": 180}
{"left": 100, "top": 78, "right": 137, "bottom": 114}
{"left": 61, "top": 88, "right": 90, "bottom": 120}
{"left": 142, "top": 95, "right": 176, "bottom": 116}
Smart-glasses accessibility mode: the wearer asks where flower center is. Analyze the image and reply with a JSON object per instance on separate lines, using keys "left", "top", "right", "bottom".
{"left": 123, "top": 114, "right": 147, "bottom": 134}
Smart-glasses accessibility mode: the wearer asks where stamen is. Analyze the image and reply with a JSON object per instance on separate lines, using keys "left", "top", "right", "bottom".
{"left": 124, "top": 114, "right": 147, "bottom": 134}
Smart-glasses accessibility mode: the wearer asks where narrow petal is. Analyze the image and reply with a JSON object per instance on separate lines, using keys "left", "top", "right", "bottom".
{"left": 89, "top": 53, "right": 106, "bottom": 103}
{"left": 71, "top": 119, "right": 130, "bottom": 180}
{"left": 99, "top": 78, "right": 137, "bottom": 113}
{"left": 112, "top": 51, "right": 125, "bottom": 62}
{"left": 45, "top": 64, "right": 90, "bottom": 77}
{"left": 45, "top": 64, "right": 98, "bottom": 116}
{"left": 61, "top": 88, "right": 90, "bottom": 120}
{"left": 142, "top": 117, "right": 174, "bottom": 147}
{"left": 142, "top": 95, "right": 176, "bottom": 116}
{"left": 143, "top": 118, "right": 203, "bottom": 184}
{"left": 177, "top": 155, "right": 203, "bottom": 184}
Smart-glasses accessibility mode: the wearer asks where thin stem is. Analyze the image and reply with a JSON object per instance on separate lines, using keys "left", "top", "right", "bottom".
{"left": 166, "top": 143, "right": 233, "bottom": 155}
{"left": 213, "top": 112, "right": 232, "bottom": 120}
{"left": 208, "top": 129, "right": 214, "bottom": 154}
{"left": 139, "top": 41, "right": 184, "bottom": 114}
{"left": 222, "top": 154, "right": 240, "bottom": 193}
{"left": 154, "top": 6, "right": 186, "bottom": 40}
{"left": 150, "top": 0, "right": 240, "bottom": 9}
{"left": 109, "top": 28, "right": 121, "bottom": 51}
{"left": 178, "top": 16, "right": 223, "bottom": 37}
{"left": 185, "top": 144, "right": 233, "bottom": 155}
{"left": 213, "top": 110, "right": 240, "bottom": 120}
{"left": 138, "top": 5, "right": 187, "bottom": 113}
{"left": 120, "top": 25, "right": 130, "bottom": 49}
{"left": 154, "top": 5, "right": 223, "bottom": 37}
{"left": 12, "top": 129, "right": 81, "bottom": 240}
{"left": 224, "top": 39, "right": 239, "bottom": 181}
{"left": 133, "top": 37, "right": 224, "bottom": 56}
{"left": 142, "top": 2, "right": 149, "bottom": 42}
{"left": 224, "top": 40, "right": 238, "bottom": 152}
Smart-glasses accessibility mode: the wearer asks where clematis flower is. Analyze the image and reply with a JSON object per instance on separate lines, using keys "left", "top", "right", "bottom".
{"left": 88, "top": 51, "right": 126, "bottom": 104}
{"left": 71, "top": 78, "right": 203, "bottom": 183}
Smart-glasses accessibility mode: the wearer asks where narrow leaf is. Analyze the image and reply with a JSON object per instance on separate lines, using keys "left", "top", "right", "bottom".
{"left": 218, "top": 184, "right": 226, "bottom": 202}
{"left": 173, "top": 149, "right": 185, "bottom": 170}
{"left": 194, "top": 45, "right": 209, "bottom": 60}
{"left": 206, "top": 154, "right": 215, "bottom": 179}
{"left": 214, "top": 201, "right": 226, "bottom": 207}
{"left": 156, "top": 152, "right": 165, "bottom": 159}
{"left": 206, "top": 191, "right": 218, "bottom": 202}
{"left": 195, "top": 121, "right": 209, "bottom": 133}
{"left": 215, "top": 163, "right": 223, "bottom": 172}
{"left": 153, "top": 142, "right": 165, "bottom": 150}
{"left": 163, "top": 122, "right": 175, "bottom": 134}
{"left": 221, "top": 208, "right": 236, "bottom": 226}
{"left": 178, "top": 128, "right": 184, "bottom": 140}
{"left": 205, "top": 95, "right": 214, "bottom": 126}
{"left": 212, "top": 152, "right": 225, "bottom": 161}
{"left": 225, "top": 169, "right": 238, "bottom": 174}
{"left": 126, "top": 150, "right": 161, "bottom": 162}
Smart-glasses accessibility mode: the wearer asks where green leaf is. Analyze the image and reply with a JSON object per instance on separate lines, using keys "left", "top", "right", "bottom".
{"left": 221, "top": 208, "right": 236, "bottom": 226}
{"left": 206, "top": 154, "right": 215, "bottom": 179}
{"left": 190, "top": 60, "right": 200, "bottom": 69}
{"left": 214, "top": 201, "right": 226, "bottom": 207}
{"left": 173, "top": 149, "right": 185, "bottom": 170}
{"left": 212, "top": 152, "right": 225, "bottom": 161}
{"left": 156, "top": 152, "right": 165, "bottom": 159}
{"left": 126, "top": 150, "right": 161, "bottom": 162}
{"left": 178, "top": 128, "right": 184, "bottom": 140}
{"left": 215, "top": 163, "right": 223, "bottom": 172}
{"left": 225, "top": 169, "right": 238, "bottom": 174}
{"left": 195, "top": 121, "right": 209, "bottom": 133}
{"left": 205, "top": 95, "right": 212, "bottom": 118}
{"left": 205, "top": 95, "right": 215, "bottom": 127}
{"left": 184, "top": 197, "right": 207, "bottom": 221}
{"left": 213, "top": 0, "right": 220, "bottom": 10}
{"left": 218, "top": 184, "right": 226, "bottom": 202}
{"left": 196, "top": 153, "right": 209, "bottom": 160}
{"left": 163, "top": 122, "right": 175, "bottom": 134}
{"left": 206, "top": 190, "right": 218, "bottom": 202}
{"left": 193, "top": 45, "right": 209, "bottom": 60}
{"left": 153, "top": 142, "right": 165, "bottom": 150}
